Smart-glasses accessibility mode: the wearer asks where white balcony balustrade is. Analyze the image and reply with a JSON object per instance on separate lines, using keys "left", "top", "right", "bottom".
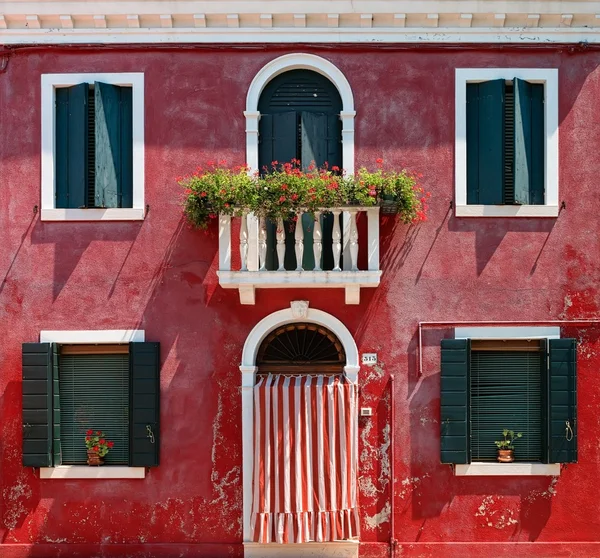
{"left": 217, "top": 207, "right": 382, "bottom": 304}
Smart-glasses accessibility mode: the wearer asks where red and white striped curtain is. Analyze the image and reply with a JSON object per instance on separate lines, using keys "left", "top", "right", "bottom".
{"left": 251, "top": 374, "right": 359, "bottom": 544}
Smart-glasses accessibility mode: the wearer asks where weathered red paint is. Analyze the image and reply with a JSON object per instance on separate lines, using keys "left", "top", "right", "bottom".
{"left": 1, "top": 45, "right": 600, "bottom": 556}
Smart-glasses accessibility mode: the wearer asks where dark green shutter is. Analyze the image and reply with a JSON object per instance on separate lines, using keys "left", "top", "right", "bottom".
{"left": 95, "top": 82, "right": 133, "bottom": 209}
{"left": 129, "top": 342, "right": 160, "bottom": 467}
{"left": 59, "top": 353, "right": 130, "bottom": 465}
{"left": 440, "top": 339, "right": 470, "bottom": 464}
{"left": 466, "top": 80, "right": 505, "bottom": 205}
{"left": 547, "top": 339, "right": 577, "bottom": 463}
{"left": 471, "top": 350, "right": 543, "bottom": 461}
{"left": 22, "top": 343, "right": 53, "bottom": 467}
{"left": 514, "top": 79, "right": 545, "bottom": 205}
{"left": 52, "top": 344, "right": 62, "bottom": 466}
{"left": 55, "top": 84, "right": 89, "bottom": 209}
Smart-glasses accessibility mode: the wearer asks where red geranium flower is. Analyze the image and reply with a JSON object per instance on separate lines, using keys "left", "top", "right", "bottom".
{"left": 96, "top": 431, "right": 102, "bottom": 436}
{"left": 86, "top": 429, "right": 93, "bottom": 436}
{"left": 92, "top": 445, "right": 99, "bottom": 452}
{"left": 108, "top": 441, "right": 115, "bottom": 448}
{"left": 99, "top": 439, "right": 106, "bottom": 445}
{"left": 85, "top": 436, "right": 91, "bottom": 442}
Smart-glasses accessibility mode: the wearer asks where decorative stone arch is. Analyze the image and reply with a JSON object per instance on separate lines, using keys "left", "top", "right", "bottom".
{"left": 239, "top": 302, "right": 360, "bottom": 544}
{"left": 244, "top": 53, "right": 356, "bottom": 175}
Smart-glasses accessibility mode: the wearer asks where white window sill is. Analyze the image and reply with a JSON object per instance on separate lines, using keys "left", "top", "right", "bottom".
{"left": 40, "top": 466, "right": 145, "bottom": 479}
{"left": 244, "top": 541, "right": 358, "bottom": 558}
{"left": 41, "top": 208, "right": 145, "bottom": 221}
{"left": 455, "top": 462, "right": 561, "bottom": 476}
{"left": 455, "top": 205, "right": 559, "bottom": 218}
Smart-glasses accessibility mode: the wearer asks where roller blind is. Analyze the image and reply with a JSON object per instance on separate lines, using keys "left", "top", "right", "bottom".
{"left": 59, "top": 353, "right": 130, "bottom": 465}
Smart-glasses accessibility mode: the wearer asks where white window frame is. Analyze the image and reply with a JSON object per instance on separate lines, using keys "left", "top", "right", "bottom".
{"left": 41, "top": 73, "right": 145, "bottom": 222}
{"left": 453, "top": 326, "right": 561, "bottom": 477}
{"left": 455, "top": 68, "right": 559, "bottom": 218}
{"left": 38, "top": 329, "right": 146, "bottom": 479}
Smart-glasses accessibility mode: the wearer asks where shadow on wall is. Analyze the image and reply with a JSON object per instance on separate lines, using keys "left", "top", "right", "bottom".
{"left": 407, "top": 327, "right": 555, "bottom": 543}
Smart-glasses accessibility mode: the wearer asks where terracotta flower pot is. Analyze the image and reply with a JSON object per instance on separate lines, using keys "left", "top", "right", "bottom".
{"left": 497, "top": 449, "right": 514, "bottom": 463}
{"left": 87, "top": 449, "right": 104, "bottom": 466}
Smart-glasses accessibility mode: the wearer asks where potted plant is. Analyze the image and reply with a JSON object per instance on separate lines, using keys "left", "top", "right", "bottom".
{"left": 495, "top": 429, "right": 523, "bottom": 463}
{"left": 85, "top": 430, "right": 114, "bottom": 466}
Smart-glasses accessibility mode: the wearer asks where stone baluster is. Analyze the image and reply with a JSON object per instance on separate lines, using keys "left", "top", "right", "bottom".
{"left": 312, "top": 212, "right": 322, "bottom": 271}
{"left": 258, "top": 217, "right": 267, "bottom": 271}
{"left": 276, "top": 217, "right": 285, "bottom": 271}
{"left": 295, "top": 212, "right": 304, "bottom": 271}
{"left": 332, "top": 210, "right": 342, "bottom": 271}
{"left": 239, "top": 213, "right": 248, "bottom": 271}
{"left": 349, "top": 210, "right": 359, "bottom": 271}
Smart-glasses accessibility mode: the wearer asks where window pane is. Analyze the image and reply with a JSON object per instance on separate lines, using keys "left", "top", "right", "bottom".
{"left": 59, "top": 354, "right": 129, "bottom": 465}
{"left": 471, "top": 350, "right": 542, "bottom": 461}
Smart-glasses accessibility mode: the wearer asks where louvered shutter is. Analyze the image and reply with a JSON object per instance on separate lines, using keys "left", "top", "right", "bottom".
{"left": 55, "top": 83, "right": 89, "bottom": 209}
{"left": 129, "top": 342, "right": 160, "bottom": 467}
{"left": 547, "top": 339, "right": 577, "bottom": 463}
{"left": 466, "top": 80, "right": 505, "bottom": 205}
{"left": 471, "top": 350, "right": 543, "bottom": 461}
{"left": 22, "top": 343, "right": 54, "bottom": 467}
{"left": 513, "top": 78, "right": 545, "bottom": 205}
{"left": 94, "top": 82, "right": 133, "bottom": 209}
{"left": 59, "top": 353, "right": 130, "bottom": 465}
{"left": 51, "top": 344, "right": 62, "bottom": 466}
{"left": 440, "top": 339, "right": 470, "bottom": 464}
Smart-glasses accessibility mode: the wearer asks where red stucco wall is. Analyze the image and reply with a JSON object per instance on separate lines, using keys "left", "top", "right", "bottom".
{"left": 1, "top": 45, "right": 600, "bottom": 557}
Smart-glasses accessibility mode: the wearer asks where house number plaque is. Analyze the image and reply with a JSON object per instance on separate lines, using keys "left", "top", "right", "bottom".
{"left": 362, "top": 353, "right": 377, "bottom": 366}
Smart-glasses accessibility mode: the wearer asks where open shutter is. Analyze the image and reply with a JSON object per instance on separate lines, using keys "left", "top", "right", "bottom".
{"left": 51, "top": 344, "right": 62, "bottom": 466}
{"left": 514, "top": 79, "right": 545, "bottom": 205}
{"left": 95, "top": 82, "right": 133, "bottom": 209}
{"left": 547, "top": 339, "right": 577, "bottom": 463}
{"left": 129, "top": 342, "right": 160, "bottom": 467}
{"left": 55, "top": 83, "right": 89, "bottom": 209}
{"left": 466, "top": 80, "right": 505, "bottom": 205}
{"left": 22, "top": 343, "right": 53, "bottom": 467}
{"left": 440, "top": 339, "right": 471, "bottom": 464}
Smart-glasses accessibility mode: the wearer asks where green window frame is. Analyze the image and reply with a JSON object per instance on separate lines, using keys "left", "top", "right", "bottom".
{"left": 440, "top": 338, "right": 577, "bottom": 465}
{"left": 22, "top": 341, "right": 160, "bottom": 468}
{"left": 55, "top": 82, "right": 133, "bottom": 210}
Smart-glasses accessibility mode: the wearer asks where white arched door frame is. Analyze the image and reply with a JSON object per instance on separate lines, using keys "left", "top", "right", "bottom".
{"left": 244, "top": 52, "right": 356, "bottom": 176}
{"left": 239, "top": 303, "right": 360, "bottom": 545}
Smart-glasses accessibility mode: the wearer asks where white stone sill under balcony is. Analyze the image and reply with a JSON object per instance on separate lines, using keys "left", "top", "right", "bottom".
{"left": 218, "top": 269, "right": 382, "bottom": 304}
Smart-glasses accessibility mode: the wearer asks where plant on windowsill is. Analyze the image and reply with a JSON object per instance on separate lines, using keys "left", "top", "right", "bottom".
{"left": 85, "top": 429, "right": 114, "bottom": 466}
{"left": 495, "top": 429, "right": 523, "bottom": 463}
{"left": 179, "top": 159, "right": 429, "bottom": 229}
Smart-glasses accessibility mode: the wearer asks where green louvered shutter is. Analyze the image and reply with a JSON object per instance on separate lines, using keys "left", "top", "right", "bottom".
{"left": 440, "top": 339, "right": 470, "bottom": 464}
{"left": 22, "top": 343, "right": 53, "bottom": 467}
{"left": 94, "top": 82, "right": 133, "bottom": 209}
{"left": 471, "top": 349, "right": 543, "bottom": 461}
{"left": 55, "top": 83, "right": 89, "bottom": 209}
{"left": 466, "top": 80, "right": 505, "bottom": 205}
{"left": 547, "top": 339, "right": 577, "bottom": 463}
{"left": 129, "top": 342, "right": 160, "bottom": 467}
{"left": 59, "top": 353, "right": 130, "bottom": 465}
{"left": 513, "top": 79, "right": 545, "bottom": 205}
{"left": 52, "top": 344, "right": 62, "bottom": 466}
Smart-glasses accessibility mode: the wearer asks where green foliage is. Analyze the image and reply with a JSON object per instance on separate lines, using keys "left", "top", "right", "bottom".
{"left": 495, "top": 429, "right": 523, "bottom": 450}
{"left": 85, "top": 429, "right": 114, "bottom": 458}
{"left": 179, "top": 159, "right": 429, "bottom": 229}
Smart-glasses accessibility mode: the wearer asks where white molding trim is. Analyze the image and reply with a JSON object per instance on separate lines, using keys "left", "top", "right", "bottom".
{"left": 40, "top": 329, "right": 145, "bottom": 343}
{"left": 41, "top": 72, "right": 145, "bottom": 222}
{"left": 245, "top": 53, "right": 355, "bottom": 175}
{"left": 455, "top": 463, "right": 560, "bottom": 476}
{"left": 3, "top": 28, "right": 600, "bottom": 46}
{"left": 40, "top": 466, "right": 146, "bottom": 479}
{"left": 455, "top": 68, "right": 559, "bottom": 218}
{"left": 454, "top": 326, "right": 560, "bottom": 340}
{"left": 244, "top": 541, "right": 359, "bottom": 558}
{"left": 240, "top": 306, "right": 359, "bottom": 543}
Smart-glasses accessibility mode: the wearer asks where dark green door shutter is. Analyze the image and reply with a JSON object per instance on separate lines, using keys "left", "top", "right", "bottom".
{"left": 547, "top": 339, "right": 577, "bottom": 463}
{"left": 95, "top": 82, "right": 133, "bottom": 209}
{"left": 513, "top": 78, "right": 545, "bottom": 205}
{"left": 52, "top": 344, "right": 62, "bottom": 466}
{"left": 129, "top": 342, "right": 160, "bottom": 467}
{"left": 440, "top": 339, "right": 471, "bottom": 464}
{"left": 22, "top": 343, "right": 53, "bottom": 467}
{"left": 55, "top": 83, "right": 89, "bottom": 209}
{"left": 466, "top": 80, "right": 505, "bottom": 205}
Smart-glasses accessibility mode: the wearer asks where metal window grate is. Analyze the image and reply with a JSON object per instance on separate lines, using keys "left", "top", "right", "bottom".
{"left": 59, "top": 353, "right": 129, "bottom": 465}
{"left": 471, "top": 350, "right": 542, "bottom": 461}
